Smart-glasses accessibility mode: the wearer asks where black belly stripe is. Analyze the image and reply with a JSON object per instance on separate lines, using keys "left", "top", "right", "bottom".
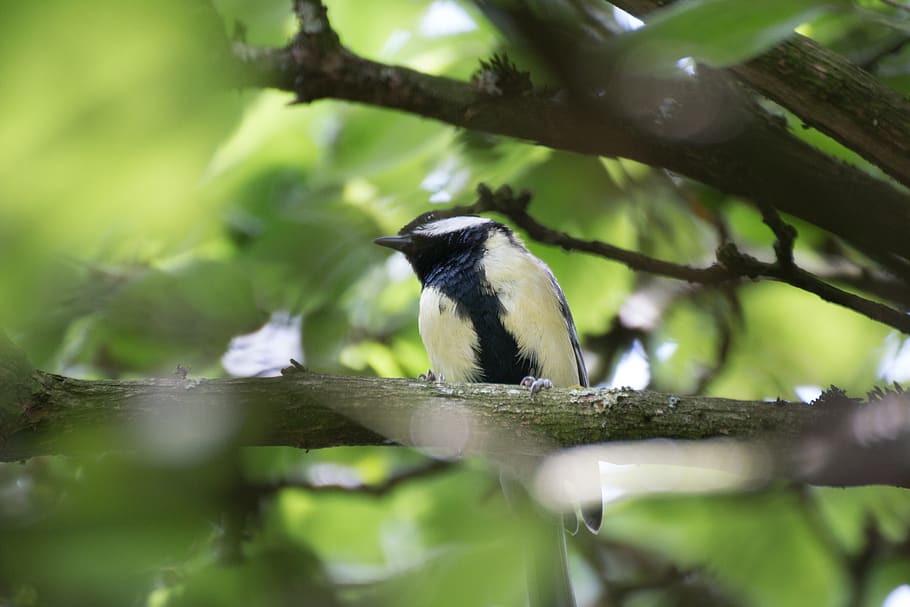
{"left": 424, "top": 251, "right": 537, "bottom": 385}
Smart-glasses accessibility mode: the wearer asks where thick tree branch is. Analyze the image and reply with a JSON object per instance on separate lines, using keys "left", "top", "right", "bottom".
{"left": 1, "top": 368, "right": 821, "bottom": 462}
{"left": 612, "top": 0, "right": 910, "bottom": 188}
{"left": 1, "top": 324, "right": 908, "bottom": 490}
{"left": 733, "top": 35, "right": 910, "bottom": 186}
{"left": 2, "top": 366, "right": 910, "bottom": 489}
{"left": 230, "top": 5, "right": 910, "bottom": 280}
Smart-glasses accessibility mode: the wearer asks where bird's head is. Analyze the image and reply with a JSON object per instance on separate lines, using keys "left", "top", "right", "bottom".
{"left": 374, "top": 213, "right": 508, "bottom": 283}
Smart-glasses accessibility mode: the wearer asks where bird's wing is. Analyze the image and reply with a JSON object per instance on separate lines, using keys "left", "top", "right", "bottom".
{"left": 550, "top": 274, "right": 588, "bottom": 388}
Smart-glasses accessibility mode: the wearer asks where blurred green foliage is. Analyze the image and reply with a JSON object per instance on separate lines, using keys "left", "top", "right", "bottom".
{"left": 1, "top": 1, "right": 909, "bottom": 606}
{"left": 614, "top": 0, "right": 845, "bottom": 72}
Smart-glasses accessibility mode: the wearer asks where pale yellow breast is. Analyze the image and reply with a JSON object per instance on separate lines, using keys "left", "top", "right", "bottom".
{"left": 418, "top": 286, "right": 482, "bottom": 383}
{"left": 481, "top": 232, "right": 581, "bottom": 387}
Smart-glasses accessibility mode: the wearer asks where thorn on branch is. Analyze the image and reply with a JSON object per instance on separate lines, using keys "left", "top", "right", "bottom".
{"left": 474, "top": 182, "right": 495, "bottom": 212}
{"left": 472, "top": 53, "right": 533, "bottom": 97}
{"left": 867, "top": 382, "right": 905, "bottom": 402}
{"left": 810, "top": 385, "right": 862, "bottom": 408}
{"left": 475, "top": 183, "right": 532, "bottom": 215}
{"left": 478, "top": 183, "right": 533, "bottom": 213}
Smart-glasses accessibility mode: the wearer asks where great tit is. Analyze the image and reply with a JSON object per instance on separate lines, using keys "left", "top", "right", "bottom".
{"left": 374, "top": 213, "right": 587, "bottom": 389}
{"left": 375, "top": 212, "right": 599, "bottom": 607}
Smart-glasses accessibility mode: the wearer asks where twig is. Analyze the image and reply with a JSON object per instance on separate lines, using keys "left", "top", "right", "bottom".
{"left": 859, "top": 34, "right": 910, "bottom": 71}
{"left": 292, "top": 0, "right": 336, "bottom": 41}
{"left": 452, "top": 184, "right": 910, "bottom": 334}
{"left": 819, "top": 269, "right": 910, "bottom": 309}
{"left": 758, "top": 204, "right": 797, "bottom": 269}
{"left": 249, "top": 458, "right": 455, "bottom": 498}
{"left": 795, "top": 486, "right": 885, "bottom": 607}
{"left": 880, "top": 0, "right": 910, "bottom": 14}
{"left": 461, "top": 184, "right": 731, "bottom": 283}
{"left": 768, "top": 264, "right": 910, "bottom": 332}
{"left": 692, "top": 288, "right": 741, "bottom": 395}
{"left": 583, "top": 316, "right": 647, "bottom": 387}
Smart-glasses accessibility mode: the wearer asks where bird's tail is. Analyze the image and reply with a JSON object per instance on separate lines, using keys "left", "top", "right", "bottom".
{"left": 500, "top": 471, "right": 578, "bottom": 607}
{"left": 524, "top": 517, "right": 577, "bottom": 607}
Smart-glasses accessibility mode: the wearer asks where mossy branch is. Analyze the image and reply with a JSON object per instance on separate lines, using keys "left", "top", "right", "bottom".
{"left": 1, "top": 328, "right": 908, "bottom": 488}
{"left": 0, "top": 368, "right": 820, "bottom": 462}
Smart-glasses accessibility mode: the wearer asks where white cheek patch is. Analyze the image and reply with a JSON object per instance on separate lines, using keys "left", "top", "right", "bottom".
{"left": 415, "top": 216, "right": 492, "bottom": 237}
{"left": 419, "top": 286, "right": 482, "bottom": 383}
{"left": 482, "top": 232, "right": 581, "bottom": 386}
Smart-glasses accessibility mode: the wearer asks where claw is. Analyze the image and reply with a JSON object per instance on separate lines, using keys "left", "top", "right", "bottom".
{"left": 520, "top": 375, "right": 553, "bottom": 398}
{"left": 280, "top": 358, "right": 307, "bottom": 375}
{"left": 418, "top": 369, "right": 444, "bottom": 382}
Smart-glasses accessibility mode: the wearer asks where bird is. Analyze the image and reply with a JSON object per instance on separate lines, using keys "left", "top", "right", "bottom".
{"left": 375, "top": 212, "right": 601, "bottom": 607}
{"left": 374, "top": 213, "right": 586, "bottom": 389}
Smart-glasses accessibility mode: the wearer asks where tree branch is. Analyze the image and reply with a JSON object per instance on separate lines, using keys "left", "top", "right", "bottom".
{"left": 879, "top": 0, "right": 910, "bottom": 15}
{"left": 230, "top": 4, "right": 910, "bottom": 280}
{"left": 448, "top": 184, "right": 910, "bottom": 334}
{"left": 247, "top": 458, "right": 455, "bottom": 498}
{"left": 611, "top": 0, "right": 910, "bottom": 189}
{"left": 823, "top": 269, "right": 910, "bottom": 309}
{"left": 2, "top": 323, "right": 908, "bottom": 490}
{"left": 3, "top": 366, "right": 910, "bottom": 489}
{"left": 1, "top": 368, "right": 823, "bottom": 462}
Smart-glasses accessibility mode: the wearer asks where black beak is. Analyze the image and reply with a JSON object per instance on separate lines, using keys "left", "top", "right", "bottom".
{"left": 373, "top": 234, "right": 412, "bottom": 252}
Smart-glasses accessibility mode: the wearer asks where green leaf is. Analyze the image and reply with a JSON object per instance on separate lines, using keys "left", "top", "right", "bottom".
{"left": 619, "top": 0, "right": 839, "bottom": 70}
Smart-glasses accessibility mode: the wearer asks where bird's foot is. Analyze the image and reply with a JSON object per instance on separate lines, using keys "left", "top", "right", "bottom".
{"left": 520, "top": 375, "right": 553, "bottom": 398}
{"left": 418, "top": 369, "right": 445, "bottom": 382}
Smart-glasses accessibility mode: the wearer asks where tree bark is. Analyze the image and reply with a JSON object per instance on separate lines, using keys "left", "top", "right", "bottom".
{"left": 2, "top": 330, "right": 907, "bottom": 489}
{"left": 612, "top": 0, "right": 910, "bottom": 188}
{"left": 0, "top": 367, "right": 825, "bottom": 461}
